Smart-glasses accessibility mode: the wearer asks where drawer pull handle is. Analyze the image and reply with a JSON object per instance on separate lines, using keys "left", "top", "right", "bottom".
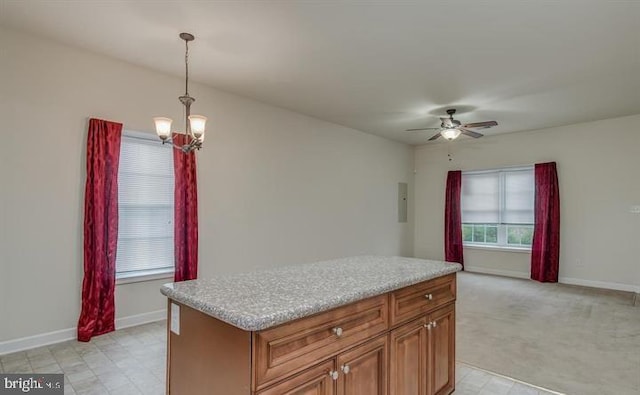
{"left": 341, "top": 364, "right": 350, "bottom": 374}
{"left": 332, "top": 327, "right": 343, "bottom": 337}
{"left": 424, "top": 322, "right": 432, "bottom": 330}
{"left": 329, "top": 370, "right": 339, "bottom": 380}
{"left": 425, "top": 293, "right": 433, "bottom": 300}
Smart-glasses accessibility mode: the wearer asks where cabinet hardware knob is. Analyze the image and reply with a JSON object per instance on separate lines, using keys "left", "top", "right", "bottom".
{"left": 432, "top": 320, "right": 438, "bottom": 328}
{"left": 341, "top": 364, "right": 350, "bottom": 374}
{"left": 332, "top": 327, "right": 343, "bottom": 337}
{"left": 424, "top": 293, "right": 433, "bottom": 300}
{"left": 425, "top": 323, "right": 432, "bottom": 330}
{"left": 329, "top": 370, "right": 339, "bottom": 380}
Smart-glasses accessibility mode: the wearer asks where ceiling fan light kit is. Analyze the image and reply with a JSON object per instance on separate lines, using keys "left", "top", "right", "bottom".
{"left": 153, "top": 32, "right": 207, "bottom": 153}
{"left": 406, "top": 108, "right": 497, "bottom": 142}
{"left": 441, "top": 128, "right": 461, "bottom": 140}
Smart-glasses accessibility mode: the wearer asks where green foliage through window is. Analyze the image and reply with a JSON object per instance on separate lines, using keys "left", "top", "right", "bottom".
{"left": 463, "top": 224, "right": 499, "bottom": 244}
{"left": 507, "top": 225, "right": 534, "bottom": 246}
{"left": 462, "top": 223, "right": 533, "bottom": 248}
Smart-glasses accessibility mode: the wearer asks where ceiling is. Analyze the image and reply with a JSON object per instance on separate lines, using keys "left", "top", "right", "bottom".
{"left": 1, "top": 1, "right": 639, "bottom": 145}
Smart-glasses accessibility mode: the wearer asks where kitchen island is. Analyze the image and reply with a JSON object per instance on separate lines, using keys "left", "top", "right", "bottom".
{"left": 161, "top": 256, "right": 462, "bottom": 395}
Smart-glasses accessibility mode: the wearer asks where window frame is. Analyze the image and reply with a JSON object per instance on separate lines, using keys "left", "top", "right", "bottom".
{"left": 115, "top": 130, "right": 175, "bottom": 284}
{"left": 461, "top": 166, "right": 534, "bottom": 252}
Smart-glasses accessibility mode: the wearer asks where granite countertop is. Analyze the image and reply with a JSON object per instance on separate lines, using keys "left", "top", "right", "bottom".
{"left": 160, "top": 255, "right": 462, "bottom": 331}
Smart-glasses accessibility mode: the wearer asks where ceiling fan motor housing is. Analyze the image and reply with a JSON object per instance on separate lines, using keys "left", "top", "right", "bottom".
{"left": 441, "top": 119, "right": 461, "bottom": 128}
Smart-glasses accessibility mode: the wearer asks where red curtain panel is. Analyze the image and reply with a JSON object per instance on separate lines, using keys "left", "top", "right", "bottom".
{"left": 77, "top": 118, "right": 122, "bottom": 342}
{"left": 531, "top": 162, "right": 560, "bottom": 282}
{"left": 173, "top": 134, "right": 198, "bottom": 282}
{"left": 444, "top": 170, "right": 464, "bottom": 267}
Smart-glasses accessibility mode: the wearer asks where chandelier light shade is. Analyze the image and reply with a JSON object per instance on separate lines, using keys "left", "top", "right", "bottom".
{"left": 441, "top": 128, "right": 462, "bottom": 140}
{"left": 153, "top": 117, "right": 173, "bottom": 140}
{"left": 154, "top": 32, "right": 207, "bottom": 153}
{"left": 188, "top": 115, "right": 207, "bottom": 139}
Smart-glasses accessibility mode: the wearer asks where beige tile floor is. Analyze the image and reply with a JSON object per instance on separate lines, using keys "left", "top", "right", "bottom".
{"left": 1, "top": 320, "right": 557, "bottom": 395}
{"left": 455, "top": 363, "right": 561, "bottom": 395}
{"left": 0, "top": 322, "right": 166, "bottom": 395}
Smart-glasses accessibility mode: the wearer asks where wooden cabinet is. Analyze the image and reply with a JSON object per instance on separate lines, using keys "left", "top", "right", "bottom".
{"left": 166, "top": 273, "right": 456, "bottom": 395}
{"left": 429, "top": 304, "right": 455, "bottom": 395}
{"left": 336, "top": 335, "right": 387, "bottom": 395}
{"left": 390, "top": 274, "right": 455, "bottom": 327}
{"left": 257, "top": 360, "right": 336, "bottom": 395}
{"left": 257, "top": 335, "right": 387, "bottom": 395}
{"left": 254, "top": 295, "right": 388, "bottom": 388}
{"left": 389, "top": 304, "right": 455, "bottom": 395}
{"left": 389, "top": 316, "right": 427, "bottom": 395}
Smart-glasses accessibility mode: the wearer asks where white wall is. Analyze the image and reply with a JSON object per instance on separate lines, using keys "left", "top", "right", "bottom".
{"left": 0, "top": 27, "right": 414, "bottom": 344}
{"left": 414, "top": 114, "right": 640, "bottom": 291}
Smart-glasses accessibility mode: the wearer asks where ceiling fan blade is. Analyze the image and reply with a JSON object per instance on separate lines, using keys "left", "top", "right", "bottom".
{"left": 462, "top": 121, "right": 498, "bottom": 129}
{"left": 428, "top": 132, "right": 442, "bottom": 141}
{"left": 460, "top": 128, "right": 484, "bottom": 138}
{"left": 405, "top": 127, "right": 440, "bottom": 132}
{"left": 440, "top": 117, "right": 454, "bottom": 128}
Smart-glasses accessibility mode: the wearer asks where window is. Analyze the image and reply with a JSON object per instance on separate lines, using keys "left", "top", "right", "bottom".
{"left": 116, "top": 131, "right": 175, "bottom": 280}
{"left": 461, "top": 167, "right": 534, "bottom": 249}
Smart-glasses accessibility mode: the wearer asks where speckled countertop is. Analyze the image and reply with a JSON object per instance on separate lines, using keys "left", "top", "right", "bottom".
{"left": 160, "top": 256, "right": 461, "bottom": 331}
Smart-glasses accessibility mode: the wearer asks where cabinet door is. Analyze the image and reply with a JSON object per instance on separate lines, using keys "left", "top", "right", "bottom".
{"left": 389, "top": 317, "right": 428, "bottom": 395}
{"left": 254, "top": 295, "right": 388, "bottom": 388}
{"left": 257, "top": 359, "right": 336, "bottom": 395}
{"left": 336, "top": 335, "right": 388, "bottom": 395}
{"left": 428, "top": 304, "right": 455, "bottom": 395}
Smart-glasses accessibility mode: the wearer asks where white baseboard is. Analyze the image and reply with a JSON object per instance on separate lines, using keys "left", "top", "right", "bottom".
{"left": 463, "top": 266, "right": 640, "bottom": 293}
{"left": 115, "top": 309, "right": 166, "bottom": 330}
{"left": 463, "top": 266, "right": 530, "bottom": 279}
{"left": 558, "top": 277, "right": 640, "bottom": 293}
{"left": 0, "top": 309, "right": 166, "bottom": 356}
{"left": 0, "top": 327, "right": 77, "bottom": 357}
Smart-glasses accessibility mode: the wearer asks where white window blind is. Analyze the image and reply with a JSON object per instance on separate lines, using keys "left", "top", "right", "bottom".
{"left": 116, "top": 132, "right": 175, "bottom": 277}
{"left": 461, "top": 172, "right": 500, "bottom": 223}
{"left": 503, "top": 169, "right": 535, "bottom": 224}
{"left": 461, "top": 167, "right": 534, "bottom": 225}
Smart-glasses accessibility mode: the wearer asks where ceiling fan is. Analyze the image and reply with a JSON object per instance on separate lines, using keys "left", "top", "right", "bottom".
{"left": 406, "top": 109, "right": 498, "bottom": 141}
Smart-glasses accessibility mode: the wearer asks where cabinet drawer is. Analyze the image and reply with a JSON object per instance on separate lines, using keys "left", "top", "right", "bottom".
{"left": 256, "top": 359, "right": 336, "bottom": 395}
{"left": 390, "top": 274, "right": 455, "bottom": 326}
{"left": 253, "top": 294, "right": 388, "bottom": 389}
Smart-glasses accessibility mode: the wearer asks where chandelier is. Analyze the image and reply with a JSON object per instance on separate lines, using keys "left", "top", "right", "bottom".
{"left": 154, "top": 33, "right": 207, "bottom": 153}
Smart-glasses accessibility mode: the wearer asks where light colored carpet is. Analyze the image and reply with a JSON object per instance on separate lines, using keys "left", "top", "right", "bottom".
{"left": 457, "top": 271, "right": 640, "bottom": 395}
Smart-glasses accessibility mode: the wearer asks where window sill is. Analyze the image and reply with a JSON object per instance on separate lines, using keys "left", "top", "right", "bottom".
{"left": 463, "top": 244, "right": 531, "bottom": 254}
{"left": 116, "top": 269, "right": 174, "bottom": 285}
